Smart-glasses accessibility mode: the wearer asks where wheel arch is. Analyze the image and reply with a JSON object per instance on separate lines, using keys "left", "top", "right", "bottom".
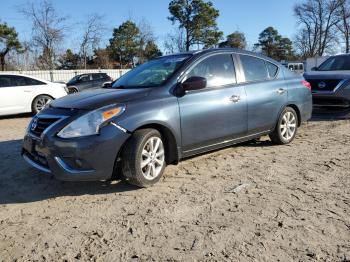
{"left": 67, "top": 86, "right": 79, "bottom": 93}
{"left": 285, "top": 104, "right": 302, "bottom": 127}
{"left": 31, "top": 94, "right": 55, "bottom": 112}
{"left": 132, "top": 123, "right": 180, "bottom": 165}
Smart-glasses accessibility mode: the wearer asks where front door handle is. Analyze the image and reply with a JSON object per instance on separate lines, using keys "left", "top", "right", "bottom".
{"left": 229, "top": 95, "right": 241, "bottom": 103}
{"left": 277, "top": 88, "right": 286, "bottom": 95}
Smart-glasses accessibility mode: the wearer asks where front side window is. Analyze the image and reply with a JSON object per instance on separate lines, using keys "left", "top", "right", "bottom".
{"left": 112, "top": 54, "right": 192, "bottom": 89}
{"left": 186, "top": 54, "right": 236, "bottom": 88}
{"left": 0, "top": 75, "right": 13, "bottom": 87}
{"left": 318, "top": 56, "right": 350, "bottom": 71}
{"left": 79, "top": 75, "right": 90, "bottom": 82}
{"left": 240, "top": 55, "right": 268, "bottom": 82}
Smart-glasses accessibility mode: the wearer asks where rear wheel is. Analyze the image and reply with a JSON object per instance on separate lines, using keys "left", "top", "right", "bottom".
{"left": 269, "top": 107, "right": 298, "bottom": 145}
{"left": 32, "top": 95, "right": 53, "bottom": 114}
{"left": 121, "top": 129, "right": 166, "bottom": 187}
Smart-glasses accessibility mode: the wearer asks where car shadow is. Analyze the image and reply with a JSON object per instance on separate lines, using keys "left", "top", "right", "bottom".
{"left": 0, "top": 113, "right": 32, "bottom": 120}
{"left": 0, "top": 139, "right": 140, "bottom": 205}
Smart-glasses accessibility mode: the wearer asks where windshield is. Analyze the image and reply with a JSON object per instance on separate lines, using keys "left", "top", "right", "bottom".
{"left": 67, "top": 75, "right": 80, "bottom": 84}
{"left": 112, "top": 54, "right": 192, "bottom": 89}
{"left": 318, "top": 56, "right": 350, "bottom": 71}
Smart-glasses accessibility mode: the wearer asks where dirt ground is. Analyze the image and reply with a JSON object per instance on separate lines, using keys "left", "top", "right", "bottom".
{"left": 0, "top": 112, "right": 350, "bottom": 262}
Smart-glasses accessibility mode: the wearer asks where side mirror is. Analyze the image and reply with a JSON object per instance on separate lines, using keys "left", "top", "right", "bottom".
{"left": 103, "top": 82, "right": 112, "bottom": 88}
{"left": 182, "top": 76, "right": 207, "bottom": 91}
{"left": 311, "top": 67, "right": 318, "bottom": 71}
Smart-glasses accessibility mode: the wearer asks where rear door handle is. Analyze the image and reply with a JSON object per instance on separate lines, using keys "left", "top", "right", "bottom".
{"left": 229, "top": 95, "right": 241, "bottom": 103}
{"left": 277, "top": 88, "right": 286, "bottom": 95}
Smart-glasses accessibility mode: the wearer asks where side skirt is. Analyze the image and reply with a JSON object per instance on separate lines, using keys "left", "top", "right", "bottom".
{"left": 181, "top": 130, "right": 271, "bottom": 159}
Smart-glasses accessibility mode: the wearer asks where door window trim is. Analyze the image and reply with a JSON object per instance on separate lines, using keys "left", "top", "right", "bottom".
{"left": 179, "top": 52, "right": 239, "bottom": 93}
{"left": 237, "top": 54, "right": 280, "bottom": 84}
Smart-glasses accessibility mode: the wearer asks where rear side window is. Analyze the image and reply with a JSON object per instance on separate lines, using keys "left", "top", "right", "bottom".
{"left": 24, "top": 77, "right": 46, "bottom": 85}
{"left": 92, "top": 74, "right": 104, "bottom": 80}
{"left": 240, "top": 55, "right": 268, "bottom": 82}
{"left": 12, "top": 76, "right": 27, "bottom": 86}
{"left": 187, "top": 54, "right": 236, "bottom": 88}
{"left": 266, "top": 62, "right": 278, "bottom": 78}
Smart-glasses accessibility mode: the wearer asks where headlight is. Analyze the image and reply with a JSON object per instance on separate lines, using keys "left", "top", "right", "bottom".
{"left": 57, "top": 104, "right": 125, "bottom": 138}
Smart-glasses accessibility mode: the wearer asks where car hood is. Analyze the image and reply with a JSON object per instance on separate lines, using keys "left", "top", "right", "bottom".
{"left": 304, "top": 71, "right": 350, "bottom": 80}
{"left": 50, "top": 88, "right": 149, "bottom": 110}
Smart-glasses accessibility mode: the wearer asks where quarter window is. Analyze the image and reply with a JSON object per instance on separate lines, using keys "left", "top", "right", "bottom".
{"left": 186, "top": 54, "right": 236, "bottom": 88}
{"left": 240, "top": 55, "right": 268, "bottom": 82}
{"left": 266, "top": 62, "right": 278, "bottom": 78}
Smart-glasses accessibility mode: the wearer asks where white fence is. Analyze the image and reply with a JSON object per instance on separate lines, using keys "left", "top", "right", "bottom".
{"left": 4, "top": 69, "right": 130, "bottom": 83}
{"left": 305, "top": 56, "right": 329, "bottom": 72}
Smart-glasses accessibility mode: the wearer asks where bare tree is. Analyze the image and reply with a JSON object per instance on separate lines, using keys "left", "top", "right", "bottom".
{"left": 137, "top": 18, "right": 156, "bottom": 64}
{"left": 19, "top": 0, "right": 68, "bottom": 69}
{"left": 163, "top": 28, "right": 186, "bottom": 54}
{"left": 336, "top": 0, "right": 350, "bottom": 53}
{"left": 79, "top": 13, "right": 105, "bottom": 69}
{"left": 294, "top": 0, "right": 342, "bottom": 57}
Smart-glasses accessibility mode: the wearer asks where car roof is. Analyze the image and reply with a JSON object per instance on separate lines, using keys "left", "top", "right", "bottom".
{"left": 0, "top": 73, "right": 50, "bottom": 83}
{"left": 163, "top": 48, "right": 280, "bottom": 65}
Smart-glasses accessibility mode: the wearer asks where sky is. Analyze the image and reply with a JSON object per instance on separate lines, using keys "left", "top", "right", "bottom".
{"left": 1, "top": 0, "right": 301, "bottom": 52}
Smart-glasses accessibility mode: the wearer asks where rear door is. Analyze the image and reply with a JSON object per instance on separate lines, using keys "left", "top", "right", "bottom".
{"left": 178, "top": 53, "right": 247, "bottom": 153}
{"left": 238, "top": 55, "right": 287, "bottom": 134}
{"left": 91, "top": 73, "right": 105, "bottom": 88}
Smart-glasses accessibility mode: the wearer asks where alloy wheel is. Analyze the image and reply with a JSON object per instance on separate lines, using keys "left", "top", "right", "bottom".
{"left": 140, "top": 136, "right": 165, "bottom": 180}
{"left": 35, "top": 96, "right": 52, "bottom": 112}
{"left": 280, "top": 111, "right": 297, "bottom": 140}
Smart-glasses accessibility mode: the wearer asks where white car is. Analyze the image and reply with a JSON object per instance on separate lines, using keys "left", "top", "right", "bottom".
{"left": 0, "top": 73, "right": 68, "bottom": 116}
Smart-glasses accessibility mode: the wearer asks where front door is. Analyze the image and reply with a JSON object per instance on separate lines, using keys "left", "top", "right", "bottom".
{"left": 0, "top": 75, "right": 32, "bottom": 115}
{"left": 178, "top": 53, "right": 247, "bottom": 153}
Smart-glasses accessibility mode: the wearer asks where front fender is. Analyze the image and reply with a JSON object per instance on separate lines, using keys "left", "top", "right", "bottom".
{"left": 116, "top": 96, "right": 182, "bottom": 149}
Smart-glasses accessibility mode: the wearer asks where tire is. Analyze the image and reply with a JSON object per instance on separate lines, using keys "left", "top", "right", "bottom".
{"left": 121, "top": 129, "right": 166, "bottom": 187}
{"left": 269, "top": 107, "right": 298, "bottom": 145}
{"left": 68, "top": 87, "right": 79, "bottom": 94}
{"left": 32, "top": 95, "right": 53, "bottom": 114}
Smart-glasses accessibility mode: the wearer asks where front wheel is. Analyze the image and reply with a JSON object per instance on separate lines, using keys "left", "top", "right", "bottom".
{"left": 269, "top": 107, "right": 298, "bottom": 145}
{"left": 32, "top": 95, "right": 53, "bottom": 114}
{"left": 121, "top": 129, "right": 166, "bottom": 187}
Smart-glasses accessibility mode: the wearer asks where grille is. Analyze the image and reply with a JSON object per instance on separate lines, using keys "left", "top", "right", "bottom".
{"left": 23, "top": 149, "right": 49, "bottom": 168}
{"left": 309, "top": 79, "right": 342, "bottom": 91}
{"left": 30, "top": 117, "right": 60, "bottom": 137}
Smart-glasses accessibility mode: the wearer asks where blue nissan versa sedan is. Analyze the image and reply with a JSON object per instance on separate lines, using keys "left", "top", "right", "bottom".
{"left": 22, "top": 49, "right": 312, "bottom": 187}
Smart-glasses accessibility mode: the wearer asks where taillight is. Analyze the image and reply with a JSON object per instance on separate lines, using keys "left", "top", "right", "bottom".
{"left": 301, "top": 80, "right": 311, "bottom": 90}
